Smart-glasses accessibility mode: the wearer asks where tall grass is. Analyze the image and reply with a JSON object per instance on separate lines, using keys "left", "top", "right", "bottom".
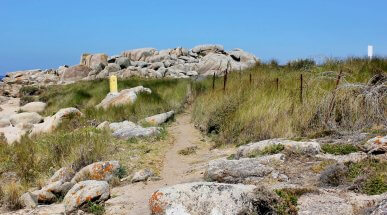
{"left": 192, "top": 57, "right": 386, "bottom": 146}
{"left": 39, "top": 78, "right": 190, "bottom": 122}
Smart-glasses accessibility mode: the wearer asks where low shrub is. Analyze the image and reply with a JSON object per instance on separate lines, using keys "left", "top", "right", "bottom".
{"left": 319, "top": 163, "right": 348, "bottom": 187}
{"left": 274, "top": 188, "right": 315, "bottom": 215}
{"left": 1, "top": 182, "right": 24, "bottom": 210}
{"left": 248, "top": 144, "right": 285, "bottom": 158}
{"left": 178, "top": 146, "right": 198, "bottom": 156}
{"left": 86, "top": 201, "right": 105, "bottom": 215}
{"left": 346, "top": 159, "right": 387, "bottom": 195}
{"left": 321, "top": 144, "right": 359, "bottom": 155}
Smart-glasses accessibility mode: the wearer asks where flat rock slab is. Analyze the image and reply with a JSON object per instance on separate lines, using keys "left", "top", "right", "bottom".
{"left": 20, "top": 102, "right": 47, "bottom": 113}
{"left": 109, "top": 120, "right": 161, "bottom": 140}
{"left": 71, "top": 160, "right": 120, "bottom": 183}
{"left": 236, "top": 138, "right": 321, "bottom": 159}
{"left": 96, "top": 86, "right": 151, "bottom": 109}
{"left": 149, "top": 182, "right": 259, "bottom": 215}
{"left": 204, "top": 157, "right": 275, "bottom": 183}
{"left": 142, "top": 110, "right": 175, "bottom": 126}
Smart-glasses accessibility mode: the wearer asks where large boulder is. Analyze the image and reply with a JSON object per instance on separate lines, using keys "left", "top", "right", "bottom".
{"left": 9, "top": 112, "right": 43, "bottom": 126}
{"left": 149, "top": 182, "right": 272, "bottom": 215}
{"left": 71, "top": 160, "right": 120, "bottom": 183}
{"left": 60, "top": 65, "right": 92, "bottom": 82}
{"left": 204, "top": 157, "right": 275, "bottom": 183}
{"left": 196, "top": 53, "right": 233, "bottom": 76}
{"left": 191, "top": 44, "right": 224, "bottom": 55}
{"left": 80, "top": 53, "right": 108, "bottom": 68}
{"left": 236, "top": 138, "right": 321, "bottom": 159}
{"left": 364, "top": 135, "right": 387, "bottom": 154}
{"left": 109, "top": 121, "right": 161, "bottom": 140}
{"left": 96, "top": 86, "right": 151, "bottom": 109}
{"left": 115, "top": 57, "right": 131, "bottom": 69}
{"left": 122, "top": 48, "right": 157, "bottom": 61}
{"left": 20, "top": 102, "right": 47, "bottom": 113}
{"left": 0, "top": 125, "right": 28, "bottom": 144}
{"left": 29, "top": 107, "right": 83, "bottom": 137}
{"left": 142, "top": 111, "right": 174, "bottom": 126}
{"left": 229, "top": 48, "right": 258, "bottom": 66}
{"left": 371, "top": 199, "right": 387, "bottom": 215}
{"left": 49, "top": 167, "right": 75, "bottom": 183}
{"left": 63, "top": 180, "right": 110, "bottom": 213}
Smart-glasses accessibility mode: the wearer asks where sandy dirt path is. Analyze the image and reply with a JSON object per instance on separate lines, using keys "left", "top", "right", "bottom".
{"left": 105, "top": 111, "right": 231, "bottom": 215}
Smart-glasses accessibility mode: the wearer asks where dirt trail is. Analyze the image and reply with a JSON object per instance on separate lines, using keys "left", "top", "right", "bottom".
{"left": 105, "top": 111, "right": 231, "bottom": 215}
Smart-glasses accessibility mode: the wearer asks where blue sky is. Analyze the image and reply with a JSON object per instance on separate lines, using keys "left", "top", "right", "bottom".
{"left": 0, "top": 0, "right": 386, "bottom": 75}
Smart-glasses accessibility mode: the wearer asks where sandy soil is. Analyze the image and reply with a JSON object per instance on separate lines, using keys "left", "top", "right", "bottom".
{"left": 104, "top": 111, "right": 232, "bottom": 215}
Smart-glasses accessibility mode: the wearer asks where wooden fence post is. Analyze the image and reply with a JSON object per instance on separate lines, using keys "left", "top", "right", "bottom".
{"left": 276, "top": 78, "right": 279, "bottom": 90}
{"left": 223, "top": 61, "right": 230, "bottom": 92}
{"left": 249, "top": 72, "right": 252, "bottom": 85}
{"left": 300, "top": 74, "right": 303, "bottom": 104}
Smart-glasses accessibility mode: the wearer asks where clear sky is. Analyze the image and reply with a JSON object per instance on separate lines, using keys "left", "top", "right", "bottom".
{"left": 0, "top": 0, "right": 386, "bottom": 75}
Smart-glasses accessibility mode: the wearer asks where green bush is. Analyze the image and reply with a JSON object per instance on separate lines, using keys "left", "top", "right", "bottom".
{"left": 321, "top": 144, "right": 359, "bottom": 155}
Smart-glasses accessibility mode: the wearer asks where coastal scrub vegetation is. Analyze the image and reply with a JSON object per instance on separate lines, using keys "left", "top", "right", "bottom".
{"left": 192, "top": 57, "right": 387, "bottom": 147}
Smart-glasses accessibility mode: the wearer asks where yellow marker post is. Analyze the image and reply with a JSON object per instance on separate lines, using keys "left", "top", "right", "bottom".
{"left": 109, "top": 75, "right": 118, "bottom": 93}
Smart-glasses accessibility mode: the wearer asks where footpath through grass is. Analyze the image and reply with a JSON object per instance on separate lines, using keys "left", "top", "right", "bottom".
{"left": 0, "top": 78, "right": 189, "bottom": 210}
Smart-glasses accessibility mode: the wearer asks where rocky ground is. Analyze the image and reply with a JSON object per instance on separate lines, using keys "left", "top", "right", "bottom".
{"left": 0, "top": 46, "right": 385, "bottom": 215}
{"left": 0, "top": 44, "right": 258, "bottom": 97}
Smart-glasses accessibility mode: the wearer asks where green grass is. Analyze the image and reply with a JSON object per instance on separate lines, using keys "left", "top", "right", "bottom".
{"left": 86, "top": 201, "right": 105, "bottom": 215}
{"left": 248, "top": 144, "right": 285, "bottom": 158}
{"left": 39, "top": 78, "right": 190, "bottom": 122}
{"left": 346, "top": 159, "right": 387, "bottom": 195}
{"left": 274, "top": 188, "right": 315, "bottom": 215}
{"left": 192, "top": 57, "right": 386, "bottom": 146}
{"left": 321, "top": 144, "right": 359, "bottom": 155}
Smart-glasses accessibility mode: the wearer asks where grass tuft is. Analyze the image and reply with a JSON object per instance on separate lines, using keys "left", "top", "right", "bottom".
{"left": 248, "top": 144, "right": 285, "bottom": 158}
{"left": 321, "top": 144, "right": 359, "bottom": 155}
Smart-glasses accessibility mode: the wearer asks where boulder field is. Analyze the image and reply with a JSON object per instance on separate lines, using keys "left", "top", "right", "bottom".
{"left": 0, "top": 44, "right": 258, "bottom": 97}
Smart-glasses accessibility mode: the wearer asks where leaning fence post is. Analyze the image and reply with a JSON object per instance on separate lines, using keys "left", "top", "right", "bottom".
{"left": 212, "top": 72, "right": 216, "bottom": 91}
{"left": 276, "top": 78, "right": 279, "bottom": 90}
{"left": 300, "top": 74, "right": 303, "bottom": 104}
{"left": 224, "top": 61, "right": 230, "bottom": 92}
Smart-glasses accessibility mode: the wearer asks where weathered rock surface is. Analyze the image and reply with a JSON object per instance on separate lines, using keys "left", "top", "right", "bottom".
{"left": 49, "top": 167, "right": 75, "bottom": 183}
{"left": 204, "top": 157, "right": 275, "bottom": 183}
{"left": 131, "top": 169, "right": 154, "bottom": 183}
{"left": 236, "top": 138, "right": 321, "bottom": 159}
{"left": 9, "top": 112, "right": 43, "bottom": 126}
{"left": 149, "top": 182, "right": 262, "bottom": 215}
{"left": 1, "top": 45, "right": 259, "bottom": 96}
{"left": 63, "top": 180, "right": 110, "bottom": 213}
{"left": 20, "top": 192, "right": 38, "bottom": 209}
{"left": 109, "top": 120, "right": 161, "bottom": 140}
{"left": 29, "top": 107, "right": 82, "bottom": 137}
{"left": 371, "top": 199, "right": 387, "bottom": 215}
{"left": 364, "top": 135, "right": 387, "bottom": 154}
{"left": 142, "top": 110, "right": 174, "bottom": 126}
{"left": 96, "top": 86, "right": 151, "bottom": 109}
{"left": 122, "top": 48, "right": 157, "bottom": 61}
{"left": 71, "top": 161, "right": 120, "bottom": 183}
{"left": 3, "top": 203, "right": 66, "bottom": 215}
{"left": 316, "top": 152, "right": 368, "bottom": 163}
{"left": 20, "top": 101, "right": 47, "bottom": 113}
{"left": 60, "top": 65, "right": 91, "bottom": 82}
{"left": 80, "top": 53, "right": 108, "bottom": 68}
